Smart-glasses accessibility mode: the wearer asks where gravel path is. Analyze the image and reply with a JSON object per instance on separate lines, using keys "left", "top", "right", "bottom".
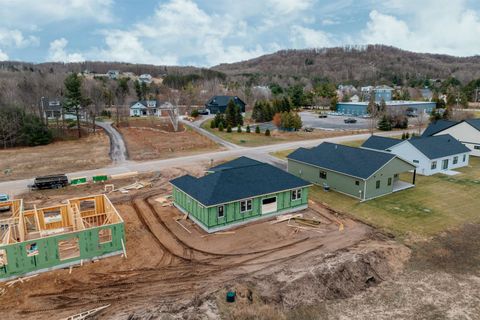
{"left": 95, "top": 121, "right": 128, "bottom": 163}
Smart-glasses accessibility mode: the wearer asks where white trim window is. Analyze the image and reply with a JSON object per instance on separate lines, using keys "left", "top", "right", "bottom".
{"left": 217, "top": 205, "right": 225, "bottom": 218}
{"left": 291, "top": 189, "right": 302, "bottom": 201}
{"left": 240, "top": 199, "right": 252, "bottom": 213}
{"left": 453, "top": 156, "right": 458, "bottom": 164}
{"left": 463, "top": 154, "right": 467, "bottom": 162}
{"left": 431, "top": 161, "right": 437, "bottom": 170}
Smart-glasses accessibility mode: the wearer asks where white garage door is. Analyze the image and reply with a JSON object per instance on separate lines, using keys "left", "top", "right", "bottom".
{"left": 261, "top": 197, "right": 277, "bottom": 214}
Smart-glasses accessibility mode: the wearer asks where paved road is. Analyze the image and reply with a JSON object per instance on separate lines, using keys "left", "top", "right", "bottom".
{"left": 0, "top": 130, "right": 409, "bottom": 196}
{"left": 95, "top": 121, "right": 128, "bottom": 163}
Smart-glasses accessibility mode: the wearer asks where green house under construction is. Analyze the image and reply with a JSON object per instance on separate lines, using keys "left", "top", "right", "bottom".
{"left": 170, "top": 157, "right": 311, "bottom": 233}
{"left": 0, "top": 194, "right": 125, "bottom": 281}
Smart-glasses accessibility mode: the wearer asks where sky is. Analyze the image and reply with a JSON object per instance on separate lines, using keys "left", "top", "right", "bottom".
{"left": 0, "top": 0, "right": 479, "bottom": 66}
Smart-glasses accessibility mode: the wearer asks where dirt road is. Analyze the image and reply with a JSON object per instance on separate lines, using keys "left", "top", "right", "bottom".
{"left": 96, "top": 121, "right": 128, "bottom": 163}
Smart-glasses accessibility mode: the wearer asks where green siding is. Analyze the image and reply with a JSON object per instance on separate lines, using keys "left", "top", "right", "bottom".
{"left": 0, "top": 223, "right": 125, "bottom": 280}
{"left": 172, "top": 186, "right": 309, "bottom": 230}
{"left": 288, "top": 158, "right": 414, "bottom": 200}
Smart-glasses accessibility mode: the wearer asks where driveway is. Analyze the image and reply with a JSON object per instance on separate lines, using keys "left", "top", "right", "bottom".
{"left": 95, "top": 121, "right": 128, "bottom": 163}
{"left": 180, "top": 116, "right": 241, "bottom": 150}
{"left": 300, "top": 111, "right": 371, "bottom": 130}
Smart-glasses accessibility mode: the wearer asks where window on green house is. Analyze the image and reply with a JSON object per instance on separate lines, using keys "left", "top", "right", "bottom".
{"left": 240, "top": 199, "right": 252, "bottom": 213}
{"left": 99, "top": 228, "right": 112, "bottom": 244}
{"left": 291, "top": 189, "right": 302, "bottom": 201}
{"left": 217, "top": 205, "right": 225, "bottom": 218}
{"left": 453, "top": 156, "right": 458, "bottom": 164}
{"left": 388, "top": 178, "right": 392, "bottom": 186}
{"left": 319, "top": 170, "right": 327, "bottom": 179}
{"left": 0, "top": 249, "right": 7, "bottom": 266}
{"left": 26, "top": 242, "right": 39, "bottom": 257}
{"left": 355, "top": 180, "right": 359, "bottom": 186}
{"left": 58, "top": 237, "right": 80, "bottom": 261}
{"left": 376, "top": 180, "right": 380, "bottom": 189}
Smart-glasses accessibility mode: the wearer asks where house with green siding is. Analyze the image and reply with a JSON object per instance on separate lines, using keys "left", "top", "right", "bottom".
{"left": 170, "top": 157, "right": 312, "bottom": 233}
{"left": 287, "top": 142, "right": 417, "bottom": 201}
{"left": 0, "top": 195, "right": 125, "bottom": 281}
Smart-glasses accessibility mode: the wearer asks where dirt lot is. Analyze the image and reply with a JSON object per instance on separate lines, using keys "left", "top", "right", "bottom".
{"left": 118, "top": 118, "right": 220, "bottom": 161}
{"left": 0, "top": 131, "right": 111, "bottom": 182}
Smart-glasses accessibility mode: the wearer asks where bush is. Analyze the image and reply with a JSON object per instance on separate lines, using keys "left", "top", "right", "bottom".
{"left": 255, "top": 126, "right": 261, "bottom": 134}
{"left": 226, "top": 125, "right": 232, "bottom": 133}
{"left": 265, "top": 129, "right": 271, "bottom": 136}
{"left": 246, "top": 125, "right": 251, "bottom": 133}
{"left": 100, "top": 110, "right": 111, "bottom": 118}
{"left": 190, "top": 109, "right": 199, "bottom": 118}
{"left": 218, "top": 123, "right": 224, "bottom": 131}
{"left": 378, "top": 115, "right": 392, "bottom": 131}
{"left": 210, "top": 120, "right": 216, "bottom": 129}
{"left": 237, "top": 125, "right": 242, "bottom": 133}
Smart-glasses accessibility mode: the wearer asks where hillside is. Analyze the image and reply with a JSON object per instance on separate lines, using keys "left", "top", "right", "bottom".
{"left": 213, "top": 45, "right": 480, "bottom": 85}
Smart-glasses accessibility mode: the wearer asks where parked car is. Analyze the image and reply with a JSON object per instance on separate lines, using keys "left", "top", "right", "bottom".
{"left": 197, "top": 109, "right": 209, "bottom": 115}
{"left": 318, "top": 113, "right": 327, "bottom": 118}
{"left": 344, "top": 118, "right": 357, "bottom": 124}
{"left": 0, "top": 194, "right": 9, "bottom": 211}
{"left": 29, "top": 174, "right": 69, "bottom": 190}
{"left": 303, "top": 127, "right": 314, "bottom": 132}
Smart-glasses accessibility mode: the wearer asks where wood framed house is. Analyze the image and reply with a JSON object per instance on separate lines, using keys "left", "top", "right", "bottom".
{"left": 287, "top": 142, "right": 417, "bottom": 201}
{"left": 170, "top": 157, "right": 311, "bottom": 233}
{"left": 362, "top": 134, "right": 471, "bottom": 176}
{"left": 422, "top": 119, "right": 480, "bottom": 157}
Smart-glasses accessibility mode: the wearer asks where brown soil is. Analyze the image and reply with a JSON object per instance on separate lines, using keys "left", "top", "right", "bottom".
{"left": 118, "top": 119, "right": 220, "bottom": 161}
{"left": 0, "top": 131, "right": 111, "bottom": 182}
{"left": 0, "top": 165, "right": 398, "bottom": 320}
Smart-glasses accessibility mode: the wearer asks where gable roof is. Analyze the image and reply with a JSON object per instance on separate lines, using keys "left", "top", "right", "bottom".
{"left": 361, "top": 135, "right": 402, "bottom": 151}
{"left": 170, "top": 157, "right": 310, "bottom": 207}
{"left": 422, "top": 120, "right": 458, "bottom": 137}
{"left": 407, "top": 134, "right": 470, "bottom": 159}
{"left": 206, "top": 96, "right": 245, "bottom": 107}
{"left": 287, "top": 142, "right": 409, "bottom": 180}
{"left": 465, "top": 119, "right": 480, "bottom": 131}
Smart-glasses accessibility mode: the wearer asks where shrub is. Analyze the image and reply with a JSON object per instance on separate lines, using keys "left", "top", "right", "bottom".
{"left": 255, "top": 126, "right": 260, "bottom": 134}
{"left": 226, "top": 125, "right": 232, "bottom": 133}
{"left": 190, "top": 109, "right": 199, "bottom": 118}
{"left": 210, "top": 119, "right": 216, "bottom": 129}
{"left": 246, "top": 125, "right": 251, "bottom": 133}
{"left": 378, "top": 115, "right": 392, "bottom": 131}
{"left": 218, "top": 123, "right": 224, "bottom": 131}
{"left": 265, "top": 129, "right": 271, "bottom": 136}
{"left": 237, "top": 125, "right": 242, "bottom": 133}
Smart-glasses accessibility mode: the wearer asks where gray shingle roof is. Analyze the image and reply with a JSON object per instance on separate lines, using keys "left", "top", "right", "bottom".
{"left": 206, "top": 96, "right": 245, "bottom": 107}
{"left": 465, "top": 119, "right": 480, "bottom": 131}
{"left": 170, "top": 157, "right": 310, "bottom": 206}
{"left": 287, "top": 142, "right": 403, "bottom": 180}
{"left": 422, "top": 120, "right": 458, "bottom": 137}
{"left": 408, "top": 134, "right": 470, "bottom": 159}
{"left": 361, "top": 135, "right": 402, "bottom": 151}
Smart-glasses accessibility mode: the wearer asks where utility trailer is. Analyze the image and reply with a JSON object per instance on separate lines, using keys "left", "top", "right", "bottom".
{"left": 29, "top": 174, "right": 69, "bottom": 190}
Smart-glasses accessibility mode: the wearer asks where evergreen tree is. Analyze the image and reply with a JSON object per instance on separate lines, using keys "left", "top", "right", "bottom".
{"left": 442, "top": 106, "right": 452, "bottom": 120}
{"left": 134, "top": 80, "right": 142, "bottom": 100}
{"left": 237, "top": 125, "right": 242, "bottom": 133}
{"left": 210, "top": 119, "right": 216, "bottom": 129}
{"left": 226, "top": 125, "right": 232, "bottom": 133}
{"left": 265, "top": 129, "right": 271, "bottom": 136}
{"left": 234, "top": 105, "right": 243, "bottom": 126}
{"left": 246, "top": 125, "right": 251, "bottom": 133}
{"left": 64, "top": 73, "right": 84, "bottom": 138}
{"left": 255, "top": 125, "right": 260, "bottom": 134}
{"left": 430, "top": 108, "right": 442, "bottom": 122}
{"left": 401, "top": 132, "right": 406, "bottom": 140}
{"left": 406, "top": 132, "right": 410, "bottom": 139}
{"left": 378, "top": 115, "right": 392, "bottom": 131}
{"left": 225, "top": 99, "right": 237, "bottom": 127}
{"left": 218, "top": 123, "right": 224, "bottom": 131}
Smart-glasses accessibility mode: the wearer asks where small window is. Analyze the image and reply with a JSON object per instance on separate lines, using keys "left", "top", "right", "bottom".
{"left": 79, "top": 200, "right": 95, "bottom": 212}
{"left": 431, "top": 161, "right": 437, "bottom": 170}
{"left": 26, "top": 242, "right": 39, "bottom": 257}
{"left": 217, "top": 206, "right": 224, "bottom": 218}
{"left": 43, "top": 209, "right": 62, "bottom": 224}
{"left": 319, "top": 170, "right": 327, "bottom": 179}
{"left": 0, "top": 249, "right": 7, "bottom": 266}
{"left": 291, "top": 189, "right": 302, "bottom": 201}
{"left": 413, "top": 160, "right": 419, "bottom": 164}
{"left": 58, "top": 237, "right": 80, "bottom": 261}
{"left": 387, "top": 178, "right": 392, "bottom": 186}
{"left": 355, "top": 180, "right": 359, "bottom": 186}
{"left": 98, "top": 228, "right": 112, "bottom": 244}
{"left": 453, "top": 156, "right": 458, "bottom": 164}
{"left": 463, "top": 154, "right": 466, "bottom": 162}
{"left": 376, "top": 180, "right": 380, "bottom": 189}
{"left": 474, "top": 145, "right": 480, "bottom": 150}
{"left": 240, "top": 199, "right": 252, "bottom": 213}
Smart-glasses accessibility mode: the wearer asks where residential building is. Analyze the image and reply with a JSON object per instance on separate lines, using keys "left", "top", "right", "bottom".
{"left": 170, "top": 157, "right": 311, "bottom": 233}
{"left": 43, "top": 99, "right": 62, "bottom": 119}
{"left": 287, "top": 142, "right": 416, "bottom": 201}
{"left": 138, "top": 74, "right": 152, "bottom": 84}
{"left": 422, "top": 119, "right": 480, "bottom": 157}
{"left": 107, "top": 70, "right": 120, "bottom": 80}
{"left": 129, "top": 100, "right": 173, "bottom": 117}
{"left": 350, "top": 94, "right": 360, "bottom": 103}
{"left": 205, "top": 96, "right": 246, "bottom": 114}
{"left": 374, "top": 85, "right": 394, "bottom": 102}
{"left": 0, "top": 195, "right": 125, "bottom": 281}
{"left": 336, "top": 100, "right": 436, "bottom": 116}
{"left": 361, "top": 134, "right": 470, "bottom": 175}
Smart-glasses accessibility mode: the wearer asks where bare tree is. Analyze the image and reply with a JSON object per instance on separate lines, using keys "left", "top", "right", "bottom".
{"left": 414, "top": 111, "right": 427, "bottom": 135}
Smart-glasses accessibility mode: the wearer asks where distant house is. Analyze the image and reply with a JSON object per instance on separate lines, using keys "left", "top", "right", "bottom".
{"left": 361, "top": 134, "right": 470, "bottom": 175}
{"left": 422, "top": 119, "right": 480, "bottom": 157}
{"left": 350, "top": 94, "right": 360, "bottom": 103}
{"left": 107, "top": 70, "right": 120, "bottom": 80}
{"left": 374, "top": 85, "right": 394, "bottom": 102}
{"left": 287, "top": 142, "right": 417, "bottom": 201}
{"left": 129, "top": 100, "right": 172, "bottom": 117}
{"left": 138, "top": 74, "right": 152, "bottom": 84}
{"left": 205, "top": 96, "right": 246, "bottom": 114}
{"left": 170, "top": 157, "right": 311, "bottom": 233}
{"left": 44, "top": 100, "right": 62, "bottom": 119}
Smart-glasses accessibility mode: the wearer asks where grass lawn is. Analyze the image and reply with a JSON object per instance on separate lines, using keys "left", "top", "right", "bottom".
{"left": 309, "top": 157, "right": 480, "bottom": 238}
{"left": 201, "top": 119, "right": 361, "bottom": 147}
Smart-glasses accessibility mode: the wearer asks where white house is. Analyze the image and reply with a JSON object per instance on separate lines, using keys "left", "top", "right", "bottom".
{"left": 362, "top": 134, "right": 471, "bottom": 176}
{"left": 423, "top": 119, "right": 480, "bottom": 157}
{"left": 130, "top": 100, "right": 159, "bottom": 117}
{"left": 350, "top": 94, "right": 360, "bottom": 103}
{"left": 138, "top": 74, "right": 152, "bottom": 84}
{"left": 107, "top": 70, "right": 120, "bottom": 80}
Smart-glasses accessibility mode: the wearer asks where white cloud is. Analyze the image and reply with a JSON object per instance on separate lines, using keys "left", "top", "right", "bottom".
{"left": 266, "top": 0, "right": 313, "bottom": 15}
{"left": 0, "top": 28, "right": 39, "bottom": 48}
{"left": 360, "top": 2, "right": 480, "bottom": 56}
{"left": 0, "top": 50, "right": 8, "bottom": 61}
{"left": 290, "top": 25, "right": 333, "bottom": 48}
{"left": 48, "top": 38, "right": 85, "bottom": 62}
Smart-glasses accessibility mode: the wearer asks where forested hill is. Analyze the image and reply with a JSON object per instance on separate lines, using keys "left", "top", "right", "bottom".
{"left": 213, "top": 45, "right": 480, "bottom": 86}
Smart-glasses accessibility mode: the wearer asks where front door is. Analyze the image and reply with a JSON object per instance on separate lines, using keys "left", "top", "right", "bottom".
{"left": 261, "top": 197, "right": 277, "bottom": 214}
{"left": 442, "top": 159, "right": 449, "bottom": 170}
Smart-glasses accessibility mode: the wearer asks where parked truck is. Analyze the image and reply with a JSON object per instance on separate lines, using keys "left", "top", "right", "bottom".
{"left": 29, "top": 174, "right": 69, "bottom": 190}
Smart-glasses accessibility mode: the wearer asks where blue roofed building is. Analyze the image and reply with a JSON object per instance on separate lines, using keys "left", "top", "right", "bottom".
{"left": 205, "top": 95, "right": 246, "bottom": 114}
{"left": 336, "top": 100, "right": 436, "bottom": 116}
